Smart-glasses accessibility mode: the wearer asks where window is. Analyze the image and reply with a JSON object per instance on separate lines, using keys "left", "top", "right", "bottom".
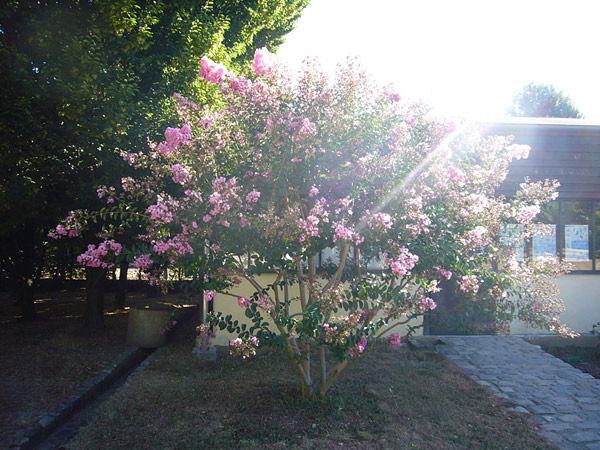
{"left": 520, "top": 200, "right": 598, "bottom": 272}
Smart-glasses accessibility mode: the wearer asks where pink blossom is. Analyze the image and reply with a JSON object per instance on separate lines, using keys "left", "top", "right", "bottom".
{"left": 356, "top": 337, "right": 368, "bottom": 353}
{"left": 507, "top": 144, "right": 530, "bottom": 160}
{"left": 459, "top": 275, "right": 480, "bottom": 294}
{"left": 515, "top": 204, "right": 540, "bottom": 225}
{"left": 238, "top": 297, "right": 250, "bottom": 307}
{"left": 245, "top": 190, "right": 261, "bottom": 203}
{"left": 434, "top": 266, "right": 453, "bottom": 280}
{"left": 134, "top": 254, "right": 153, "bottom": 272}
{"left": 389, "top": 333, "right": 402, "bottom": 348}
{"left": 367, "top": 212, "right": 394, "bottom": 231}
{"left": 447, "top": 166, "right": 465, "bottom": 185}
{"left": 253, "top": 47, "right": 277, "bottom": 77}
{"left": 205, "top": 290, "right": 217, "bottom": 302}
{"left": 257, "top": 296, "right": 273, "bottom": 313}
{"left": 76, "top": 240, "right": 122, "bottom": 269}
{"left": 229, "top": 336, "right": 260, "bottom": 359}
{"left": 418, "top": 297, "right": 437, "bottom": 313}
{"left": 199, "top": 56, "right": 232, "bottom": 84}
{"left": 385, "top": 247, "right": 419, "bottom": 276}
{"left": 171, "top": 164, "right": 191, "bottom": 185}
{"left": 309, "top": 186, "right": 319, "bottom": 197}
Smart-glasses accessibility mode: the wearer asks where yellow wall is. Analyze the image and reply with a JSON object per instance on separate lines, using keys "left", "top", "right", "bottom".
{"left": 209, "top": 274, "right": 422, "bottom": 346}
{"left": 510, "top": 274, "right": 600, "bottom": 334}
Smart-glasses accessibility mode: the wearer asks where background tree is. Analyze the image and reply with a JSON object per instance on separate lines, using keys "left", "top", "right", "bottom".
{"left": 508, "top": 82, "right": 584, "bottom": 118}
{"left": 0, "top": 0, "right": 308, "bottom": 326}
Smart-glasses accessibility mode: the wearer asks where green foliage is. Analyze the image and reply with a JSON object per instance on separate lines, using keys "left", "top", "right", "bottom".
{"left": 0, "top": 0, "right": 308, "bottom": 318}
{"left": 508, "top": 82, "right": 584, "bottom": 118}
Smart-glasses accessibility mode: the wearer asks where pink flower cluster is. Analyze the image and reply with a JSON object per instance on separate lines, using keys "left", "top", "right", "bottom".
{"left": 434, "top": 266, "right": 453, "bottom": 280}
{"left": 195, "top": 324, "right": 216, "bottom": 355}
{"left": 385, "top": 247, "right": 419, "bottom": 276}
{"left": 48, "top": 212, "right": 82, "bottom": 239}
{"left": 417, "top": 297, "right": 437, "bottom": 313}
{"left": 96, "top": 185, "right": 115, "bottom": 203}
{"left": 245, "top": 190, "right": 261, "bottom": 203}
{"left": 465, "top": 226, "right": 491, "bottom": 247}
{"left": 459, "top": 275, "right": 480, "bottom": 294}
{"left": 366, "top": 212, "right": 394, "bottom": 232}
{"left": 205, "top": 290, "right": 217, "bottom": 302}
{"left": 257, "top": 296, "right": 273, "bottom": 313}
{"left": 152, "top": 234, "right": 193, "bottom": 259}
{"left": 333, "top": 221, "right": 363, "bottom": 245}
{"left": 171, "top": 164, "right": 191, "bottom": 185}
{"left": 159, "top": 125, "right": 192, "bottom": 155}
{"left": 77, "top": 240, "right": 122, "bottom": 269}
{"left": 238, "top": 297, "right": 250, "bottom": 307}
{"left": 447, "top": 166, "right": 465, "bottom": 185}
{"left": 207, "top": 177, "right": 247, "bottom": 226}
{"left": 133, "top": 253, "right": 153, "bottom": 272}
{"left": 515, "top": 204, "right": 541, "bottom": 225}
{"left": 229, "top": 336, "right": 260, "bottom": 359}
{"left": 507, "top": 144, "right": 530, "bottom": 160}
{"left": 199, "top": 56, "right": 233, "bottom": 84}
{"left": 389, "top": 333, "right": 402, "bottom": 348}
{"left": 147, "top": 196, "right": 178, "bottom": 225}
{"left": 253, "top": 47, "right": 277, "bottom": 77}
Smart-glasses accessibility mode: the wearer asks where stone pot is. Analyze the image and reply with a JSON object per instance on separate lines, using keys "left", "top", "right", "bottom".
{"left": 126, "top": 305, "right": 171, "bottom": 348}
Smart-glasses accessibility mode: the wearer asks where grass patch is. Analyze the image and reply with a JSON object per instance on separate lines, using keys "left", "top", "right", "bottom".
{"left": 69, "top": 324, "right": 554, "bottom": 449}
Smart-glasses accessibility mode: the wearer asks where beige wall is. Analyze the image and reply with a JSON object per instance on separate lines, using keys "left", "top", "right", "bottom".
{"left": 209, "top": 274, "right": 422, "bottom": 346}
{"left": 510, "top": 274, "right": 600, "bottom": 334}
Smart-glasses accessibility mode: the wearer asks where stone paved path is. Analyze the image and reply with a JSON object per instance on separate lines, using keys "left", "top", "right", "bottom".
{"left": 435, "top": 336, "right": 600, "bottom": 450}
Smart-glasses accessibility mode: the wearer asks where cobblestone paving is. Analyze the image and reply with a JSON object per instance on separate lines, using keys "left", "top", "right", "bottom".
{"left": 436, "top": 336, "right": 600, "bottom": 450}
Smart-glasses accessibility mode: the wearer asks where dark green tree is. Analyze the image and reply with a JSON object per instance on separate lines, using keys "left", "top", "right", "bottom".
{"left": 508, "top": 82, "right": 584, "bottom": 118}
{"left": 0, "top": 0, "right": 308, "bottom": 326}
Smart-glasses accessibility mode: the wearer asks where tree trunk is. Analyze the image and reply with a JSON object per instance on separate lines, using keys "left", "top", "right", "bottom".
{"left": 114, "top": 258, "right": 128, "bottom": 310}
{"left": 85, "top": 267, "right": 106, "bottom": 331}
{"left": 16, "top": 280, "right": 36, "bottom": 320}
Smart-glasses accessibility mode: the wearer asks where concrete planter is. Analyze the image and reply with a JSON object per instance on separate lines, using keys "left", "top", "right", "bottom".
{"left": 126, "top": 305, "right": 171, "bottom": 348}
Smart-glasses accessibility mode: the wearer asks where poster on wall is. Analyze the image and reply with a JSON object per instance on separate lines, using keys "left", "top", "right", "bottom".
{"left": 565, "top": 224, "right": 589, "bottom": 261}
{"left": 532, "top": 224, "right": 556, "bottom": 260}
{"left": 501, "top": 224, "right": 525, "bottom": 261}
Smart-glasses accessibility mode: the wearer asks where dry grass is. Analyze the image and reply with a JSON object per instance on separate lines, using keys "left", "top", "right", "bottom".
{"left": 0, "top": 289, "right": 131, "bottom": 448}
{"left": 69, "top": 323, "right": 555, "bottom": 450}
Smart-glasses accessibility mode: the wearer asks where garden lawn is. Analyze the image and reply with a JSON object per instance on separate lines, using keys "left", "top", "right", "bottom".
{"left": 69, "top": 323, "right": 555, "bottom": 449}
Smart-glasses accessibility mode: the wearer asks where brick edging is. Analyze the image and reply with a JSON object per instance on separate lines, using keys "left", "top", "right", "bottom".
{"left": 9, "top": 346, "right": 151, "bottom": 449}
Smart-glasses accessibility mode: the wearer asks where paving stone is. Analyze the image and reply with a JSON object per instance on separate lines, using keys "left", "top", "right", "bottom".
{"left": 508, "top": 406, "right": 530, "bottom": 414}
{"left": 566, "top": 431, "right": 600, "bottom": 443}
{"left": 560, "top": 414, "right": 585, "bottom": 423}
{"left": 543, "top": 422, "right": 576, "bottom": 432}
{"left": 435, "top": 336, "right": 600, "bottom": 450}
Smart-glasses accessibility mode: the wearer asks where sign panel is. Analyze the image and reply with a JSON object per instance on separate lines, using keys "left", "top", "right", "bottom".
{"left": 565, "top": 224, "right": 589, "bottom": 261}
{"left": 532, "top": 224, "right": 556, "bottom": 260}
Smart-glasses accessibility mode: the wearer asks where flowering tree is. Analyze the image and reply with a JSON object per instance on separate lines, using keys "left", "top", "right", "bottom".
{"left": 52, "top": 49, "right": 571, "bottom": 398}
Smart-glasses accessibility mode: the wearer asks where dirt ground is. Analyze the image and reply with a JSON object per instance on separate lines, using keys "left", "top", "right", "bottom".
{"left": 0, "top": 288, "right": 134, "bottom": 448}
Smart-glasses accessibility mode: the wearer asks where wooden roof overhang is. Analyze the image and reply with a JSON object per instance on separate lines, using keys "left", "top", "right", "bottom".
{"left": 480, "top": 118, "right": 600, "bottom": 202}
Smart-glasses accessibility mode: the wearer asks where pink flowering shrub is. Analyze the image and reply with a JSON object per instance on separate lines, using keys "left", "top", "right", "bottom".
{"left": 51, "top": 48, "right": 572, "bottom": 398}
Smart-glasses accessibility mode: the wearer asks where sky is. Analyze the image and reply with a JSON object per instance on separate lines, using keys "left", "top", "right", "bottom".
{"left": 277, "top": 0, "right": 600, "bottom": 121}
